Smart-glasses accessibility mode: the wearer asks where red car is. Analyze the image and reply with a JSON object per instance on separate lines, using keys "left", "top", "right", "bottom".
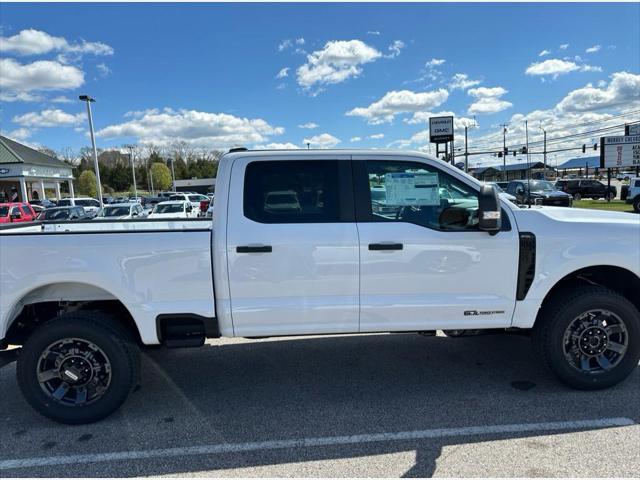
{"left": 0, "top": 202, "right": 38, "bottom": 224}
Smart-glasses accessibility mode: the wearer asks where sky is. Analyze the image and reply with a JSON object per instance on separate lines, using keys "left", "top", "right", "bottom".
{"left": 1, "top": 2, "right": 639, "bottom": 167}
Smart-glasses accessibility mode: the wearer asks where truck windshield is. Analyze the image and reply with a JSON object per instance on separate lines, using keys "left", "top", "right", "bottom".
{"left": 154, "top": 204, "right": 183, "bottom": 214}
{"left": 41, "top": 209, "right": 70, "bottom": 220}
{"left": 98, "top": 206, "right": 130, "bottom": 217}
{"left": 528, "top": 181, "right": 556, "bottom": 192}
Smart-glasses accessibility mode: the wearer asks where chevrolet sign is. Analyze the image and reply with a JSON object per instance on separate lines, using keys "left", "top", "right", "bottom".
{"left": 429, "top": 116, "right": 454, "bottom": 143}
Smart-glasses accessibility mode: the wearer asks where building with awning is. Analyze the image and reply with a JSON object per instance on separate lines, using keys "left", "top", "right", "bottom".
{"left": 0, "top": 135, "right": 74, "bottom": 202}
{"left": 470, "top": 161, "right": 556, "bottom": 182}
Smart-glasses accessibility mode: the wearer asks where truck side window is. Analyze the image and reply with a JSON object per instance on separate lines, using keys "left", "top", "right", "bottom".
{"left": 244, "top": 160, "right": 340, "bottom": 224}
{"left": 361, "top": 160, "right": 480, "bottom": 231}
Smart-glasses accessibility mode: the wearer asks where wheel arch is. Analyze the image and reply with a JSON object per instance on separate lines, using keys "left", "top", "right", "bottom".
{"left": 534, "top": 265, "right": 640, "bottom": 328}
{"left": 3, "top": 282, "right": 142, "bottom": 346}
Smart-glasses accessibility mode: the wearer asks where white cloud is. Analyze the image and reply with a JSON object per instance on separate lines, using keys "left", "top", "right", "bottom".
{"left": 303, "top": 133, "right": 341, "bottom": 148}
{"left": 13, "top": 108, "right": 84, "bottom": 127}
{"left": 369, "top": 133, "right": 385, "bottom": 139}
{"left": 51, "top": 95, "right": 72, "bottom": 103}
{"left": 0, "top": 92, "right": 43, "bottom": 102}
{"left": 278, "top": 38, "right": 305, "bottom": 53}
{"left": 278, "top": 39, "right": 292, "bottom": 51}
{"left": 386, "top": 40, "right": 405, "bottom": 58}
{"left": 449, "top": 73, "right": 481, "bottom": 90}
{"left": 586, "top": 45, "right": 601, "bottom": 54}
{"left": 425, "top": 58, "right": 445, "bottom": 66}
{"left": 559, "top": 43, "right": 569, "bottom": 50}
{"left": 253, "top": 142, "right": 299, "bottom": 150}
{"left": 346, "top": 89, "right": 449, "bottom": 124}
{"left": 525, "top": 58, "right": 601, "bottom": 79}
{"left": 4, "top": 127, "right": 33, "bottom": 141}
{"left": 0, "top": 28, "right": 113, "bottom": 57}
{"left": 0, "top": 58, "right": 84, "bottom": 95}
{"left": 404, "top": 111, "right": 477, "bottom": 132}
{"left": 95, "top": 108, "right": 284, "bottom": 148}
{"left": 556, "top": 71, "right": 640, "bottom": 112}
{"left": 538, "top": 49, "right": 551, "bottom": 57}
{"left": 96, "top": 63, "right": 111, "bottom": 77}
{"left": 350, "top": 136, "right": 362, "bottom": 142}
{"left": 276, "top": 67, "right": 289, "bottom": 79}
{"left": 298, "top": 122, "right": 319, "bottom": 129}
{"left": 367, "top": 31, "right": 380, "bottom": 36}
{"left": 467, "top": 86, "right": 512, "bottom": 115}
{"left": 296, "top": 40, "right": 382, "bottom": 91}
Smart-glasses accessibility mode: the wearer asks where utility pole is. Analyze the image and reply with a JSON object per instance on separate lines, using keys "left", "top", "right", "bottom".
{"left": 464, "top": 126, "right": 469, "bottom": 173}
{"left": 168, "top": 157, "right": 176, "bottom": 192}
{"left": 125, "top": 145, "right": 138, "bottom": 200}
{"left": 79, "top": 95, "right": 103, "bottom": 206}
{"left": 500, "top": 124, "right": 508, "bottom": 182}
{"left": 539, "top": 123, "right": 547, "bottom": 179}
{"left": 149, "top": 167, "right": 155, "bottom": 195}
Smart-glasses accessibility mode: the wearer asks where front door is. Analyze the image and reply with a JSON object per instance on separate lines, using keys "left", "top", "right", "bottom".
{"left": 226, "top": 156, "right": 360, "bottom": 336}
{"left": 353, "top": 157, "right": 519, "bottom": 332}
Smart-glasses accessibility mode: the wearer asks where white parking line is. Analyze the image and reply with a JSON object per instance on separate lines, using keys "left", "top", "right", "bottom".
{"left": 0, "top": 417, "right": 634, "bottom": 470}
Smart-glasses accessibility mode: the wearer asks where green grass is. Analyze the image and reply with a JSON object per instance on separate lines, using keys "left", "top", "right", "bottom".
{"left": 573, "top": 199, "right": 636, "bottom": 213}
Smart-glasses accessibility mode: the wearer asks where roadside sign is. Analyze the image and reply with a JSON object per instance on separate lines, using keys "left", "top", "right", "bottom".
{"left": 429, "top": 116, "right": 454, "bottom": 143}
{"left": 625, "top": 123, "right": 640, "bottom": 136}
{"left": 600, "top": 135, "right": 640, "bottom": 168}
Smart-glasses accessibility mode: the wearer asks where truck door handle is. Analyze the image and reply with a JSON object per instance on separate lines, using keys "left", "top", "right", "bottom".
{"left": 236, "top": 245, "right": 272, "bottom": 253}
{"left": 369, "top": 243, "right": 403, "bottom": 251}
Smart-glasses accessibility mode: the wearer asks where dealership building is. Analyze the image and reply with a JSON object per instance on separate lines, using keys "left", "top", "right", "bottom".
{"left": 0, "top": 135, "right": 74, "bottom": 202}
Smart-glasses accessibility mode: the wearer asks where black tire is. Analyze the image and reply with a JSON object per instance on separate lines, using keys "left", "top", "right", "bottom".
{"left": 633, "top": 197, "right": 640, "bottom": 213}
{"left": 533, "top": 286, "right": 640, "bottom": 390}
{"left": 16, "top": 311, "right": 140, "bottom": 424}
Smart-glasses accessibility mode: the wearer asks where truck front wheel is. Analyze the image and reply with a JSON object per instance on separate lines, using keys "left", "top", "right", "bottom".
{"left": 16, "top": 311, "right": 140, "bottom": 424}
{"left": 533, "top": 286, "right": 640, "bottom": 390}
{"left": 633, "top": 196, "right": 640, "bottom": 213}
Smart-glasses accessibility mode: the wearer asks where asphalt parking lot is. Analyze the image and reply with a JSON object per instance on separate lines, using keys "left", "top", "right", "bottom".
{"left": 1, "top": 332, "right": 639, "bottom": 477}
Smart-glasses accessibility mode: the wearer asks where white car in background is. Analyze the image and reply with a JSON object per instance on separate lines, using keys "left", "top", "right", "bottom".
{"left": 147, "top": 200, "right": 197, "bottom": 219}
{"left": 169, "top": 193, "right": 209, "bottom": 215}
{"left": 56, "top": 197, "right": 101, "bottom": 217}
{"left": 93, "top": 203, "right": 145, "bottom": 220}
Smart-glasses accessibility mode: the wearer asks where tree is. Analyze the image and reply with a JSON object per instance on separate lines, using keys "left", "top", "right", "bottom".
{"left": 150, "top": 162, "right": 172, "bottom": 191}
{"left": 78, "top": 170, "right": 97, "bottom": 197}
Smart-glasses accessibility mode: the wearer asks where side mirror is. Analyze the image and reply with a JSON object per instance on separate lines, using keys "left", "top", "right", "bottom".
{"left": 478, "top": 185, "right": 502, "bottom": 233}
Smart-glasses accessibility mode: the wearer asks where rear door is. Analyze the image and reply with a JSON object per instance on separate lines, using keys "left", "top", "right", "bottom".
{"left": 226, "top": 156, "right": 359, "bottom": 336}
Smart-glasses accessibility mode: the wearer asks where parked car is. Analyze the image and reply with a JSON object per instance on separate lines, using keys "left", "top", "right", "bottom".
{"left": 169, "top": 193, "right": 209, "bottom": 215}
{"left": 37, "top": 206, "right": 87, "bottom": 221}
{"left": 506, "top": 180, "right": 572, "bottom": 207}
{"left": 2, "top": 149, "right": 639, "bottom": 425}
{"left": 147, "top": 200, "right": 196, "bottom": 219}
{"left": 555, "top": 179, "right": 617, "bottom": 200}
{"left": 56, "top": 197, "right": 101, "bottom": 217}
{"left": 94, "top": 203, "right": 146, "bottom": 220}
{"left": 0, "top": 202, "right": 38, "bottom": 223}
{"left": 495, "top": 181, "right": 509, "bottom": 190}
{"left": 624, "top": 177, "right": 640, "bottom": 213}
{"left": 616, "top": 171, "right": 635, "bottom": 181}
{"left": 29, "top": 199, "right": 57, "bottom": 208}
{"left": 484, "top": 182, "right": 517, "bottom": 202}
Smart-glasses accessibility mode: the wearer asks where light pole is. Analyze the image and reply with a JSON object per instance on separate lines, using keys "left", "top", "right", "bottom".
{"left": 463, "top": 119, "right": 479, "bottom": 173}
{"left": 539, "top": 123, "right": 547, "bottom": 179}
{"left": 79, "top": 95, "right": 103, "bottom": 206}
{"left": 125, "top": 145, "right": 138, "bottom": 199}
{"left": 499, "top": 124, "right": 508, "bottom": 182}
{"left": 168, "top": 157, "right": 176, "bottom": 192}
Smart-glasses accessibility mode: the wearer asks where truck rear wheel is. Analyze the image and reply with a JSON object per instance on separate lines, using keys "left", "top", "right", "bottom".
{"left": 633, "top": 197, "right": 640, "bottom": 213}
{"left": 16, "top": 311, "right": 140, "bottom": 424}
{"left": 533, "top": 286, "right": 640, "bottom": 390}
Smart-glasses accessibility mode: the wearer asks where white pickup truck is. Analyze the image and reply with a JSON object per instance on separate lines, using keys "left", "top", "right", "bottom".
{"left": 1, "top": 149, "right": 639, "bottom": 424}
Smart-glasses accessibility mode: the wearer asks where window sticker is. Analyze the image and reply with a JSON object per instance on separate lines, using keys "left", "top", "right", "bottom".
{"left": 384, "top": 172, "right": 440, "bottom": 206}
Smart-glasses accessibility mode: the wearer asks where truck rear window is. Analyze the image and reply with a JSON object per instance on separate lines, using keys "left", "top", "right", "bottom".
{"left": 244, "top": 160, "right": 340, "bottom": 224}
